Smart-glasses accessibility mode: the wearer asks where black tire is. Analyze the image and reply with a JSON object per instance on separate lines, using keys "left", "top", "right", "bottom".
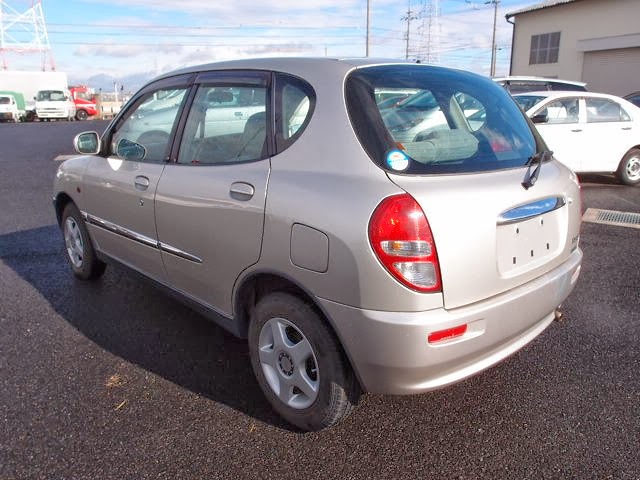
{"left": 618, "top": 148, "right": 640, "bottom": 186}
{"left": 76, "top": 109, "right": 88, "bottom": 121}
{"left": 248, "top": 292, "right": 361, "bottom": 431}
{"left": 61, "top": 203, "right": 106, "bottom": 280}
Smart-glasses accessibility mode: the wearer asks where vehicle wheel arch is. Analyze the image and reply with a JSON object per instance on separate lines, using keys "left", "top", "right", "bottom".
{"left": 54, "top": 192, "right": 75, "bottom": 226}
{"left": 232, "top": 270, "right": 364, "bottom": 390}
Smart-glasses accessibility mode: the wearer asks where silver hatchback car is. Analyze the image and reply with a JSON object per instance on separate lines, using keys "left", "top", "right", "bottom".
{"left": 53, "top": 58, "right": 583, "bottom": 431}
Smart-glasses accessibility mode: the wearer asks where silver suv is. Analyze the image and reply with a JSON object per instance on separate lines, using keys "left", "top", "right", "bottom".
{"left": 54, "top": 58, "right": 583, "bottom": 431}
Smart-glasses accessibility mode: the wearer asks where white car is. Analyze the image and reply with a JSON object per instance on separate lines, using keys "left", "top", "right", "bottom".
{"left": 514, "top": 91, "right": 640, "bottom": 185}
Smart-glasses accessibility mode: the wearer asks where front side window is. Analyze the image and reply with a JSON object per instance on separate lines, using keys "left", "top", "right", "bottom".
{"left": 529, "top": 32, "right": 561, "bottom": 65}
{"left": 585, "top": 98, "right": 630, "bottom": 123}
{"left": 177, "top": 85, "right": 268, "bottom": 165}
{"left": 535, "top": 98, "right": 579, "bottom": 124}
{"left": 346, "top": 65, "right": 538, "bottom": 174}
{"left": 110, "top": 87, "right": 188, "bottom": 163}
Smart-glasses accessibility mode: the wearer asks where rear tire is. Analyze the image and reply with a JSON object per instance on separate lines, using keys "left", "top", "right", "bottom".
{"left": 618, "top": 148, "right": 640, "bottom": 186}
{"left": 248, "top": 292, "right": 361, "bottom": 431}
{"left": 61, "top": 203, "right": 106, "bottom": 280}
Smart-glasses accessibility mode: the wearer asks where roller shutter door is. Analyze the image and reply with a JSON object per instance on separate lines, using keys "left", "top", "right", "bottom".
{"left": 582, "top": 47, "right": 640, "bottom": 96}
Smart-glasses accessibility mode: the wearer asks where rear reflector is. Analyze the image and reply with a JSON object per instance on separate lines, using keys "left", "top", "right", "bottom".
{"left": 428, "top": 324, "right": 468, "bottom": 344}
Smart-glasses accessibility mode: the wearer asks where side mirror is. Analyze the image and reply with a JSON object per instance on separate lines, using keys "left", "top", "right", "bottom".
{"left": 116, "top": 138, "right": 147, "bottom": 161}
{"left": 74, "top": 131, "right": 101, "bottom": 154}
{"left": 531, "top": 111, "right": 549, "bottom": 124}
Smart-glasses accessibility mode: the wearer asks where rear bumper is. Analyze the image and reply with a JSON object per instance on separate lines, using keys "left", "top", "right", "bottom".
{"left": 320, "top": 249, "right": 582, "bottom": 395}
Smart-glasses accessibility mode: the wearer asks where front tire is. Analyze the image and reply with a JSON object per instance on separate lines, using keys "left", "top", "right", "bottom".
{"left": 618, "top": 148, "right": 640, "bottom": 186}
{"left": 76, "top": 109, "right": 88, "bottom": 121}
{"left": 61, "top": 203, "right": 106, "bottom": 280}
{"left": 248, "top": 292, "right": 361, "bottom": 431}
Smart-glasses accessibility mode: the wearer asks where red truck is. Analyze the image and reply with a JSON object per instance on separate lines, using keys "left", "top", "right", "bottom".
{"left": 69, "top": 85, "right": 98, "bottom": 120}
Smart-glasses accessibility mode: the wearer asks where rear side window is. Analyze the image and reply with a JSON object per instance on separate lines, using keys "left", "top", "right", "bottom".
{"left": 585, "top": 98, "right": 630, "bottom": 123}
{"left": 274, "top": 73, "right": 315, "bottom": 153}
{"left": 346, "top": 65, "right": 538, "bottom": 174}
{"left": 177, "top": 85, "right": 268, "bottom": 165}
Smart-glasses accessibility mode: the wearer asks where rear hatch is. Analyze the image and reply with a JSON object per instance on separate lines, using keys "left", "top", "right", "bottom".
{"left": 346, "top": 64, "right": 582, "bottom": 309}
{"left": 387, "top": 164, "right": 581, "bottom": 309}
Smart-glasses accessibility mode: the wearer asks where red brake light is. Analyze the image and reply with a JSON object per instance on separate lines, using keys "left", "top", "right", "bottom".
{"left": 368, "top": 193, "right": 442, "bottom": 292}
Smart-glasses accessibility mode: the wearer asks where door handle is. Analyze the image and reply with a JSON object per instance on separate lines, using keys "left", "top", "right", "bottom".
{"left": 570, "top": 129, "right": 582, "bottom": 132}
{"left": 622, "top": 127, "right": 632, "bottom": 130}
{"left": 134, "top": 175, "right": 150, "bottom": 191}
{"left": 230, "top": 182, "right": 255, "bottom": 201}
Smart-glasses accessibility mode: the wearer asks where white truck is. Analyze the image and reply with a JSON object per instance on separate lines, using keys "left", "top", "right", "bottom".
{"left": 0, "top": 70, "right": 72, "bottom": 121}
{"left": 0, "top": 93, "right": 21, "bottom": 122}
{"left": 34, "top": 89, "right": 76, "bottom": 121}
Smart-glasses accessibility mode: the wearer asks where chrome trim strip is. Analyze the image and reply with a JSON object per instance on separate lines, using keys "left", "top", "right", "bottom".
{"left": 84, "top": 212, "right": 158, "bottom": 248}
{"left": 159, "top": 242, "right": 203, "bottom": 264}
{"left": 497, "top": 196, "right": 566, "bottom": 225}
{"left": 82, "top": 211, "right": 203, "bottom": 264}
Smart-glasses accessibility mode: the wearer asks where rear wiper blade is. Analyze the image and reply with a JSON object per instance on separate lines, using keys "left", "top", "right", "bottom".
{"left": 522, "top": 149, "right": 553, "bottom": 190}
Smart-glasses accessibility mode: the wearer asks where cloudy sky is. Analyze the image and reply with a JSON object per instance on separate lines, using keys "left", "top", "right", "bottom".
{"left": 2, "top": 0, "right": 534, "bottom": 89}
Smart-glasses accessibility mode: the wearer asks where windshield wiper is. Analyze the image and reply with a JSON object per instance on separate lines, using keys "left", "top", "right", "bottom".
{"left": 522, "top": 149, "right": 553, "bottom": 190}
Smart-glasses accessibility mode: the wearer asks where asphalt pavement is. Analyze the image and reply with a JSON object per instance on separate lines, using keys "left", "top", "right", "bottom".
{"left": 0, "top": 120, "right": 639, "bottom": 479}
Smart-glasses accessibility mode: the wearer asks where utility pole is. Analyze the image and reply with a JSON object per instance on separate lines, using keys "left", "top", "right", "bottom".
{"left": 366, "top": 0, "right": 370, "bottom": 57}
{"left": 487, "top": 0, "right": 499, "bottom": 76}
{"left": 402, "top": 4, "right": 418, "bottom": 60}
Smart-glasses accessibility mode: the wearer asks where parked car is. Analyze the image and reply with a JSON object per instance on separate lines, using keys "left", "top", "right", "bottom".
{"left": 513, "top": 91, "right": 640, "bottom": 185}
{"left": 624, "top": 91, "right": 640, "bottom": 108}
{"left": 494, "top": 76, "right": 587, "bottom": 94}
{"left": 54, "top": 58, "right": 583, "bottom": 431}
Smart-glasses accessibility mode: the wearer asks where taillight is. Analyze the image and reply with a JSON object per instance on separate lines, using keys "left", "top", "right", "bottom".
{"left": 368, "top": 193, "right": 442, "bottom": 292}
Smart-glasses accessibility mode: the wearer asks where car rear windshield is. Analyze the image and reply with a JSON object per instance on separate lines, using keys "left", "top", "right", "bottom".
{"left": 345, "top": 65, "right": 538, "bottom": 174}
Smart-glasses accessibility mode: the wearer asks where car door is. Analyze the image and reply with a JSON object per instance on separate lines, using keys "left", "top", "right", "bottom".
{"left": 81, "top": 76, "right": 191, "bottom": 282}
{"left": 579, "top": 96, "right": 635, "bottom": 173}
{"left": 154, "top": 71, "right": 271, "bottom": 316}
{"left": 531, "top": 96, "right": 585, "bottom": 172}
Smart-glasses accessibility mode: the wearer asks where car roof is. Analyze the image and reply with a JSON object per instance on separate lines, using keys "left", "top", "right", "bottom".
{"left": 493, "top": 76, "right": 587, "bottom": 87}
{"left": 151, "top": 57, "right": 414, "bottom": 83}
{"left": 139, "top": 57, "right": 495, "bottom": 96}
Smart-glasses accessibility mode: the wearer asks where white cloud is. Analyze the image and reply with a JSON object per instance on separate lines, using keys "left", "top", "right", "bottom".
{"left": 61, "top": 0, "right": 532, "bottom": 81}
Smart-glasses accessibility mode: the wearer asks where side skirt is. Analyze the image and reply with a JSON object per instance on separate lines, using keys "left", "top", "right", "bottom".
{"left": 95, "top": 251, "right": 244, "bottom": 338}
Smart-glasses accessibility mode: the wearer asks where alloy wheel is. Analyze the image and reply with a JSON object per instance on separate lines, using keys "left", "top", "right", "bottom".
{"left": 257, "top": 317, "right": 320, "bottom": 409}
{"left": 64, "top": 217, "right": 84, "bottom": 269}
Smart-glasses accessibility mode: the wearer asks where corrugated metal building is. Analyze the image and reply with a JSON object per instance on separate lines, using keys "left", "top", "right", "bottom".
{"left": 506, "top": 0, "right": 640, "bottom": 96}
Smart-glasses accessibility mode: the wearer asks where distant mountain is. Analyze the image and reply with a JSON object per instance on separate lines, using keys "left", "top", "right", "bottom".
{"left": 68, "top": 71, "right": 154, "bottom": 95}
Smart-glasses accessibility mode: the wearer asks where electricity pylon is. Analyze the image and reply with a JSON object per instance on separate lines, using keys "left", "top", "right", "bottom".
{"left": 0, "top": 0, "right": 55, "bottom": 70}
